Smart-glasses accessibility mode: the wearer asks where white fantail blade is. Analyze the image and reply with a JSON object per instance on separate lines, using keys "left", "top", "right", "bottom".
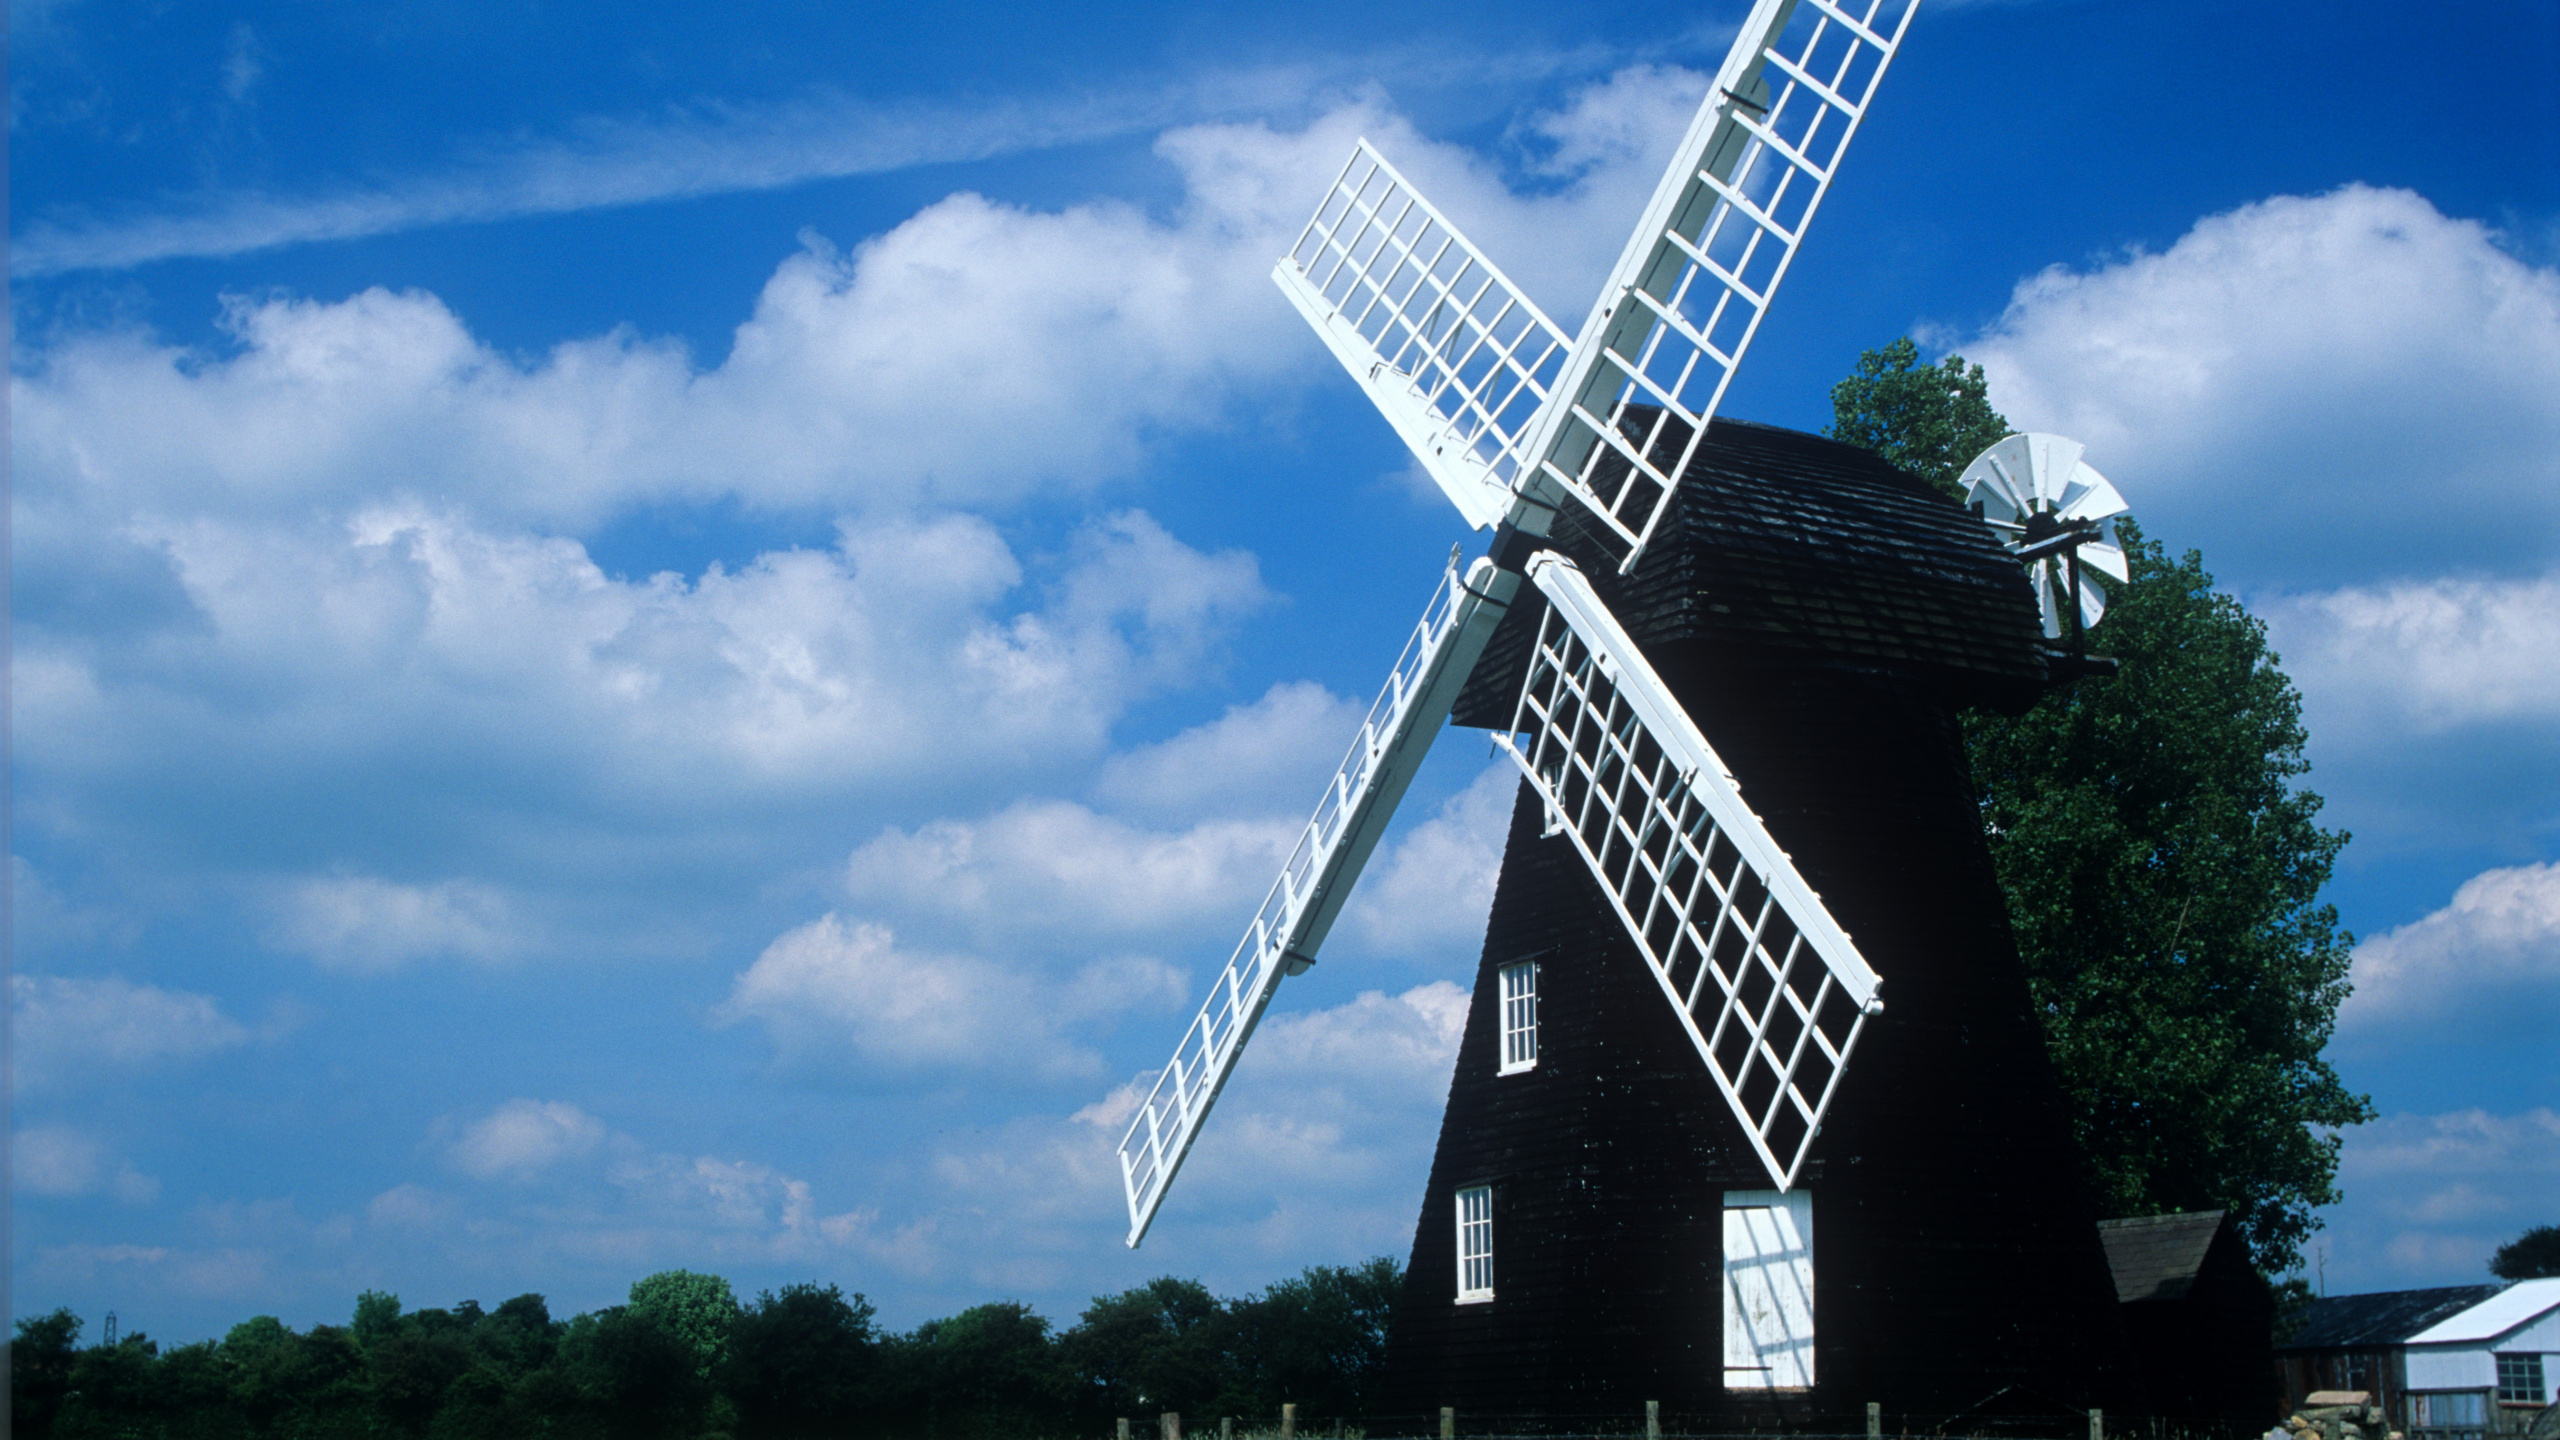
{"left": 2079, "top": 538, "right": 2129, "bottom": 583}
{"left": 1274, "top": 142, "right": 1575, "bottom": 533}
{"left": 1960, "top": 432, "right": 2131, "bottom": 639}
{"left": 1116, "top": 557, "right": 1521, "bottom": 1247}
{"left": 1519, "top": 0, "right": 1920, "bottom": 571}
{"left": 1496, "top": 553, "right": 1883, "bottom": 1192}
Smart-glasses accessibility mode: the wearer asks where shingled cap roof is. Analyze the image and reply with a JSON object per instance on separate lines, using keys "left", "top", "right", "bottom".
{"left": 1452, "top": 416, "right": 2052, "bottom": 729}
{"left": 2098, "top": 1209, "right": 2230, "bottom": 1303}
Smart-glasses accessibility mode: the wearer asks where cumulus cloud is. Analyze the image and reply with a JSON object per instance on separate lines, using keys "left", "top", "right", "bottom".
{"left": 2264, "top": 571, "right": 2560, "bottom": 744}
{"left": 713, "top": 915, "right": 1184, "bottom": 1079}
{"left": 1345, "top": 761, "right": 1515, "bottom": 960}
{"left": 13, "top": 1127, "right": 162, "bottom": 1204}
{"left": 10, "top": 974, "right": 253, "bottom": 1091}
{"left": 844, "top": 802, "right": 1296, "bottom": 952}
{"left": 449, "top": 1100, "right": 611, "bottom": 1180}
{"left": 14, "top": 503, "right": 1266, "bottom": 951}
{"left": 2324, "top": 1108, "right": 2560, "bottom": 1289}
{"left": 269, "top": 876, "right": 524, "bottom": 972}
{"left": 2339, "top": 863, "right": 2560, "bottom": 1036}
{"left": 1090, "top": 681, "right": 1368, "bottom": 823}
{"left": 1965, "top": 185, "right": 2560, "bottom": 589}
{"left": 922, "top": 980, "right": 1467, "bottom": 1288}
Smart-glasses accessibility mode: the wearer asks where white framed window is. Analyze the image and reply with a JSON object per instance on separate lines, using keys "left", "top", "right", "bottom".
{"left": 1723, "top": 1189, "right": 1813, "bottom": 1390}
{"left": 2496, "top": 1353, "right": 2546, "bottom": 1405}
{"left": 1499, "top": 961, "right": 1540, "bottom": 1074}
{"left": 1456, "top": 1185, "right": 1494, "bottom": 1303}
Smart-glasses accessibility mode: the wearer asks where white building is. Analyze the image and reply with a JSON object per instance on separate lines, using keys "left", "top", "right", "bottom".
{"left": 2405, "top": 1278, "right": 2560, "bottom": 1437}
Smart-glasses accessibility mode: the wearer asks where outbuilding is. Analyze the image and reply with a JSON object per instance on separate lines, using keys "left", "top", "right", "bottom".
{"left": 2403, "top": 1278, "right": 2560, "bottom": 1439}
{"left": 2277, "top": 1285, "right": 2502, "bottom": 1425}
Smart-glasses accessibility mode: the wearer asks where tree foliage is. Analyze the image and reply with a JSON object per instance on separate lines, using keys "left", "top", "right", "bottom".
{"left": 2491, "top": 1223, "right": 2560, "bottom": 1279}
{"left": 1828, "top": 335, "right": 2009, "bottom": 502}
{"left": 7, "top": 1260, "right": 1401, "bottom": 1440}
{"left": 1831, "top": 337, "right": 2373, "bottom": 1276}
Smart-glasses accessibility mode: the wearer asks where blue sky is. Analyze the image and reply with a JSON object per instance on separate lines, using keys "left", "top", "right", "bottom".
{"left": 10, "top": 0, "right": 2558, "bottom": 1343}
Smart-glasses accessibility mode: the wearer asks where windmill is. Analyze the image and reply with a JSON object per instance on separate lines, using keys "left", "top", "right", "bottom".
{"left": 1115, "top": 0, "right": 2148, "bottom": 1425}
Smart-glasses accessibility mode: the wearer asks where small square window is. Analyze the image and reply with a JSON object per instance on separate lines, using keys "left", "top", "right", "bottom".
{"left": 1499, "top": 961, "right": 1540, "bottom": 1075}
{"left": 1456, "top": 1185, "right": 1494, "bottom": 1303}
{"left": 2497, "top": 1353, "right": 2545, "bottom": 1405}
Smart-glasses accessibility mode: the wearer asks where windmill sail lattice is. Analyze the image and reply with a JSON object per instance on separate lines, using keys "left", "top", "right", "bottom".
{"left": 1117, "top": 0, "right": 1919, "bottom": 1246}
{"left": 1273, "top": 143, "right": 1575, "bottom": 532}
{"left": 1497, "top": 555, "right": 1881, "bottom": 1189}
{"left": 1115, "top": 558, "right": 1516, "bottom": 1246}
{"left": 1525, "top": 0, "right": 1916, "bottom": 569}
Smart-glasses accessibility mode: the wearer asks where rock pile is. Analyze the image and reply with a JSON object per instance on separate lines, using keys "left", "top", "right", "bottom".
{"left": 2283, "top": 1390, "right": 2401, "bottom": 1440}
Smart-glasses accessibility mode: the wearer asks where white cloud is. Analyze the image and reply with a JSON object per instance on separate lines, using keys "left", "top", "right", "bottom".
{"left": 13, "top": 503, "right": 1266, "bottom": 946}
{"left": 1091, "top": 681, "right": 1367, "bottom": 823}
{"left": 918, "top": 980, "right": 1467, "bottom": 1289}
{"left": 449, "top": 1100, "right": 611, "bottom": 1180}
{"left": 713, "top": 915, "right": 1182, "bottom": 1079}
{"left": 9, "top": 46, "right": 1677, "bottom": 278}
{"left": 368, "top": 1184, "right": 452, "bottom": 1231}
{"left": 2323, "top": 1108, "right": 2560, "bottom": 1291}
{"left": 269, "top": 876, "right": 524, "bottom": 972}
{"left": 10, "top": 974, "right": 253, "bottom": 1091}
{"left": 13, "top": 1127, "right": 161, "bottom": 1203}
{"left": 2339, "top": 863, "right": 2560, "bottom": 1035}
{"left": 844, "top": 801, "right": 1297, "bottom": 952}
{"left": 11, "top": 72, "right": 1704, "bottom": 530}
{"left": 1345, "top": 761, "right": 1516, "bottom": 959}
{"left": 220, "top": 22, "right": 263, "bottom": 105}
{"left": 2265, "top": 571, "right": 2560, "bottom": 743}
{"left": 1965, "top": 185, "right": 2560, "bottom": 589}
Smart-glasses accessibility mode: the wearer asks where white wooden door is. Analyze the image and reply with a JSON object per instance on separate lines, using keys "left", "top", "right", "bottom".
{"left": 1723, "top": 1189, "right": 1814, "bottom": 1389}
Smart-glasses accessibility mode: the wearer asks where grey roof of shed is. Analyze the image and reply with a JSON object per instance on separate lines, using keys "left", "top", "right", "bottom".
{"left": 2278, "top": 1286, "right": 2508, "bottom": 1352}
{"left": 1450, "top": 416, "right": 2050, "bottom": 728}
{"left": 2098, "top": 1209, "right": 2229, "bottom": 1303}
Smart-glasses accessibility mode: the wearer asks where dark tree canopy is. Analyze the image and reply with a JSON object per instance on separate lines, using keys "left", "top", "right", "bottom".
{"left": 1830, "top": 338, "right": 2372, "bottom": 1276}
{"left": 1828, "top": 335, "right": 2009, "bottom": 503}
{"left": 2492, "top": 1223, "right": 2560, "bottom": 1279}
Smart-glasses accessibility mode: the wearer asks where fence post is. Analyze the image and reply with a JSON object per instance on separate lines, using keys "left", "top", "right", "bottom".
{"left": 1868, "top": 1403, "right": 1882, "bottom": 1440}
{"left": 2089, "top": 1409, "right": 2103, "bottom": 1440}
{"left": 1120, "top": 1421, "right": 1131, "bottom": 1440}
{"left": 1280, "top": 1404, "right": 1295, "bottom": 1440}
{"left": 1441, "top": 1407, "right": 1455, "bottom": 1440}
{"left": 1647, "top": 1400, "right": 1661, "bottom": 1439}
{"left": 1222, "top": 1420, "right": 1233, "bottom": 1440}
{"left": 1164, "top": 1414, "right": 1181, "bottom": 1440}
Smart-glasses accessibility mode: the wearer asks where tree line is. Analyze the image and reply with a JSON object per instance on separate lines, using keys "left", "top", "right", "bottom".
{"left": 7, "top": 1259, "right": 1400, "bottom": 1440}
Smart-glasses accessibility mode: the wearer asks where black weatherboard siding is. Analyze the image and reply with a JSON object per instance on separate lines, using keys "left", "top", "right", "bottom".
{"left": 1375, "top": 420, "right": 2144, "bottom": 1432}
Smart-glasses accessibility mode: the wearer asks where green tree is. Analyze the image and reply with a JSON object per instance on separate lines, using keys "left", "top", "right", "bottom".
{"left": 10, "top": 1308, "right": 83, "bottom": 1440}
{"left": 1831, "top": 337, "right": 2372, "bottom": 1275}
{"left": 1828, "top": 335, "right": 2010, "bottom": 502}
{"left": 2491, "top": 1224, "right": 2560, "bottom": 1279}
{"left": 1221, "top": 1259, "right": 1401, "bottom": 1420}
{"left": 723, "top": 1282, "right": 880, "bottom": 1439}
{"left": 626, "top": 1269, "right": 741, "bottom": 1382}
{"left": 566, "top": 1305, "right": 714, "bottom": 1440}
{"left": 1061, "top": 1276, "right": 1232, "bottom": 1422}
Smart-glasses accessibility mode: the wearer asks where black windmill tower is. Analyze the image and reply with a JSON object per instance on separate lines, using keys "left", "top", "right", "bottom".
{"left": 1108, "top": 0, "right": 2146, "bottom": 1429}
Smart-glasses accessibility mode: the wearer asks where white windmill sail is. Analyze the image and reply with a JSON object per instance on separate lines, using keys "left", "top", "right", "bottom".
{"left": 1496, "top": 553, "right": 1883, "bottom": 1190}
{"left": 1115, "top": 557, "right": 1520, "bottom": 1246}
{"left": 1124, "top": 0, "right": 1921, "bottom": 1244}
{"left": 1273, "top": 142, "right": 1575, "bottom": 533}
{"left": 1523, "top": 0, "right": 1917, "bottom": 569}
